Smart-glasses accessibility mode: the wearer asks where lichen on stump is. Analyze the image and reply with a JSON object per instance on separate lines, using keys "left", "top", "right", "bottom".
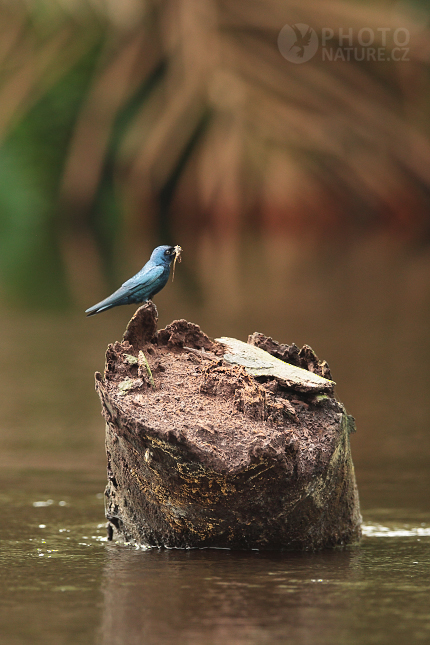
{"left": 96, "top": 302, "right": 361, "bottom": 550}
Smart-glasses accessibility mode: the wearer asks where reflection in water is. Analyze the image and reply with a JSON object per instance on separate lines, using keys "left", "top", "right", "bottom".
{"left": 98, "top": 548, "right": 356, "bottom": 645}
{"left": 97, "top": 541, "right": 430, "bottom": 645}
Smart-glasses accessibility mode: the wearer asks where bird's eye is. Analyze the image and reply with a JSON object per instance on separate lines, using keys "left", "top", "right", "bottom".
{"left": 165, "top": 249, "right": 171, "bottom": 255}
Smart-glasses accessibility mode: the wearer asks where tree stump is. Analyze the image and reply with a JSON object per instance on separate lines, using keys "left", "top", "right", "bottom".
{"left": 96, "top": 303, "right": 361, "bottom": 550}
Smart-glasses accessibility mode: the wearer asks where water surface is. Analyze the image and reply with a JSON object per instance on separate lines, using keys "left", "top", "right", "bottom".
{"left": 1, "top": 236, "right": 430, "bottom": 644}
{"left": 1, "top": 468, "right": 429, "bottom": 645}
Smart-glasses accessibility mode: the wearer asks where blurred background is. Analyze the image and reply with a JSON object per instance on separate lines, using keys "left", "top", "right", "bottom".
{"left": 1, "top": 0, "right": 430, "bottom": 507}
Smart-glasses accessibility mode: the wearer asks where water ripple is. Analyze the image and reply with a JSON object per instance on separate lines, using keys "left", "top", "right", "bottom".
{"left": 362, "top": 523, "right": 430, "bottom": 537}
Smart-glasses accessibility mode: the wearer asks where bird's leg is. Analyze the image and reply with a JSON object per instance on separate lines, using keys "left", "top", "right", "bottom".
{"left": 138, "top": 350, "right": 155, "bottom": 389}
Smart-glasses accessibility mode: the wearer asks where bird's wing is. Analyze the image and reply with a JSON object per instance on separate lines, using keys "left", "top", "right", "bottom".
{"left": 121, "top": 264, "right": 165, "bottom": 294}
{"left": 85, "top": 265, "right": 165, "bottom": 315}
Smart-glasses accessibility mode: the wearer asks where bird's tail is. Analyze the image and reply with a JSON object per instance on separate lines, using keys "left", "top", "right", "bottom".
{"left": 85, "top": 289, "right": 128, "bottom": 316}
{"left": 85, "top": 301, "right": 115, "bottom": 316}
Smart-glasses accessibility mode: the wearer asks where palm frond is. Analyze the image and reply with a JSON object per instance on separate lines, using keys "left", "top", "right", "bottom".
{"left": 1, "top": 0, "right": 430, "bottom": 304}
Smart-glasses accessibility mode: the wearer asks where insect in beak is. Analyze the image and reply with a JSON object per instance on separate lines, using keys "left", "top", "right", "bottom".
{"left": 172, "top": 245, "right": 182, "bottom": 281}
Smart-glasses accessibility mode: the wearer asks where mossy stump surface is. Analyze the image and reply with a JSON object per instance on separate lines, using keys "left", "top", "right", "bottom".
{"left": 96, "top": 302, "right": 361, "bottom": 550}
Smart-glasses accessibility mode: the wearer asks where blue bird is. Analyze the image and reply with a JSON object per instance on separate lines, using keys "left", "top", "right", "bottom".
{"left": 85, "top": 245, "right": 181, "bottom": 316}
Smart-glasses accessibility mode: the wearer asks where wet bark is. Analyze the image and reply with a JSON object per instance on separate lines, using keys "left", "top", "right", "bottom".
{"left": 97, "top": 302, "right": 361, "bottom": 550}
